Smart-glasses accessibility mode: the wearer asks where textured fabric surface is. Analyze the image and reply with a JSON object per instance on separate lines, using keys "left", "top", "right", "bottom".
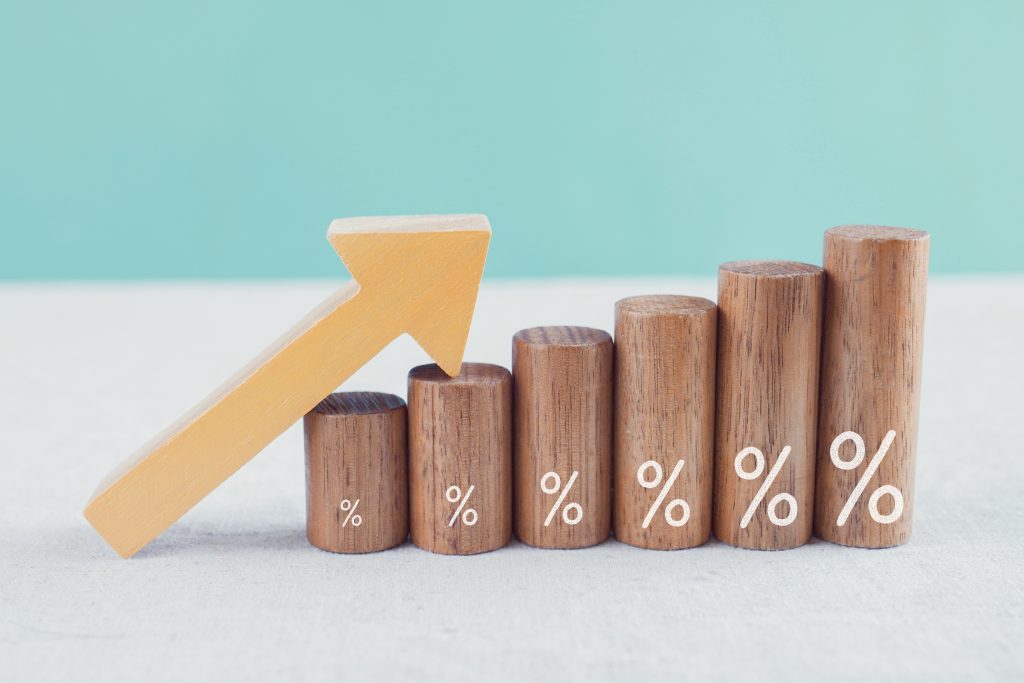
{"left": 1, "top": 278, "right": 1021, "bottom": 681}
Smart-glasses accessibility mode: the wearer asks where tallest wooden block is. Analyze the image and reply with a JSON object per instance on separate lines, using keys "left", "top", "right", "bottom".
{"left": 815, "top": 226, "right": 929, "bottom": 548}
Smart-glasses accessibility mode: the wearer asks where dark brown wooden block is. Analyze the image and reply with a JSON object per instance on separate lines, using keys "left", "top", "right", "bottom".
{"left": 714, "top": 261, "right": 824, "bottom": 550}
{"left": 614, "top": 295, "right": 717, "bottom": 550}
{"left": 407, "top": 363, "right": 513, "bottom": 555}
{"left": 815, "top": 226, "right": 929, "bottom": 548}
{"left": 304, "top": 392, "right": 408, "bottom": 553}
{"left": 512, "top": 326, "right": 613, "bottom": 549}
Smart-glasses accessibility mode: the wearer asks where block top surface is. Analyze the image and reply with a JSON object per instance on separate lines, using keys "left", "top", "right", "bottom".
{"left": 719, "top": 260, "right": 823, "bottom": 278}
{"left": 408, "top": 362, "right": 510, "bottom": 385}
{"left": 616, "top": 294, "right": 716, "bottom": 316}
{"left": 513, "top": 326, "right": 612, "bottom": 347}
{"left": 311, "top": 392, "right": 406, "bottom": 416}
{"left": 827, "top": 225, "right": 929, "bottom": 242}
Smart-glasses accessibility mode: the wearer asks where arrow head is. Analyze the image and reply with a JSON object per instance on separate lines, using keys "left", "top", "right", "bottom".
{"left": 328, "top": 214, "right": 491, "bottom": 376}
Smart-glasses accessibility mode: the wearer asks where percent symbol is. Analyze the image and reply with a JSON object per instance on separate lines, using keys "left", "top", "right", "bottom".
{"left": 637, "top": 459, "right": 690, "bottom": 529}
{"left": 445, "top": 485, "right": 478, "bottom": 527}
{"left": 339, "top": 498, "right": 362, "bottom": 527}
{"left": 540, "top": 471, "right": 583, "bottom": 527}
{"left": 735, "top": 446, "right": 797, "bottom": 528}
{"left": 830, "top": 430, "right": 904, "bottom": 526}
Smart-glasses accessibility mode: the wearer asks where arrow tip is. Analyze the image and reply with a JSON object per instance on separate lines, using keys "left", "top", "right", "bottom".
{"left": 327, "top": 214, "right": 491, "bottom": 377}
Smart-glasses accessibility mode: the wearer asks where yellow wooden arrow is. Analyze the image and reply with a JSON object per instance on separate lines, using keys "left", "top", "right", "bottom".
{"left": 84, "top": 214, "right": 491, "bottom": 557}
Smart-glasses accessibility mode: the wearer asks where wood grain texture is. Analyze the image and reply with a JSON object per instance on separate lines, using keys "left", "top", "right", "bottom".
{"left": 84, "top": 214, "right": 490, "bottom": 557}
{"left": 304, "top": 392, "right": 408, "bottom": 554}
{"left": 408, "top": 363, "right": 512, "bottom": 555}
{"left": 714, "top": 261, "right": 824, "bottom": 550}
{"left": 815, "top": 226, "right": 929, "bottom": 548}
{"left": 614, "top": 295, "right": 717, "bottom": 550}
{"left": 513, "top": 327, "right": 613, "bottom": 548}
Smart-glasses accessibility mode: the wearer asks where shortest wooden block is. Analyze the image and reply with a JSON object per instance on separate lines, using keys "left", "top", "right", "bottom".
{"left": 304, "top": 392, "right": 408, "bottom": 553}
{"left": 408, "top": 363, "right": 513, "bottom": 555}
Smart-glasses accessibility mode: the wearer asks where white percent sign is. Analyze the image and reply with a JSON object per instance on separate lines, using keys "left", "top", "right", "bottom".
{"left": 445, "top": 485, "right": 478, "bottom": 527}
{"left": 637, "top": 459, "right": 690, "bottom": 529}
{"left": 830, "top": 429, "right": 904, "bottom": 526}
{"left": 735, "top": 445, "right": 797, "bottom": 528}
{"left": 540, "top": 470, "right": 583, "bottom": 526}
{"left": 339, "top": 498, "right": 362, "bottom": 527}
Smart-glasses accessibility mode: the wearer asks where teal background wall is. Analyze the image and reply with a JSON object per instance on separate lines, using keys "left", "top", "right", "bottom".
{"left": 2, "top": 1, "right": 1021, "bottom": 280}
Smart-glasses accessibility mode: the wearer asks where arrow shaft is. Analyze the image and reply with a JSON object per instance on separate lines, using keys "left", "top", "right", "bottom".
{"left": 85, "top": 281, "right": 398, "bottom": 557}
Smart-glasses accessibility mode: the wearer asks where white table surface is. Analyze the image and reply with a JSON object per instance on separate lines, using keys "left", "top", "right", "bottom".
{"left": 1, "top": 276, "right": 1022, "bottom": 682}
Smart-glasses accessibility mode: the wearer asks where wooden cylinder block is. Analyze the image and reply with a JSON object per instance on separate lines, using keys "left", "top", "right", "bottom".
{"left": 816, "top": 226, "right": 929, "bottom": 548}
{"left": 304, "top": 392, "right": 408, "bottom": 553}
{"left": 407, "top": 363, "right": 513, "bottom": 555}
{"left": 714, "top": 261, "right": 824, "bottom": 550}
{"left": 513, "top": 326, "right": 613, "bottom": 548}
{"left": 614, "top": 295, "right": 717, "bottom": 550}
